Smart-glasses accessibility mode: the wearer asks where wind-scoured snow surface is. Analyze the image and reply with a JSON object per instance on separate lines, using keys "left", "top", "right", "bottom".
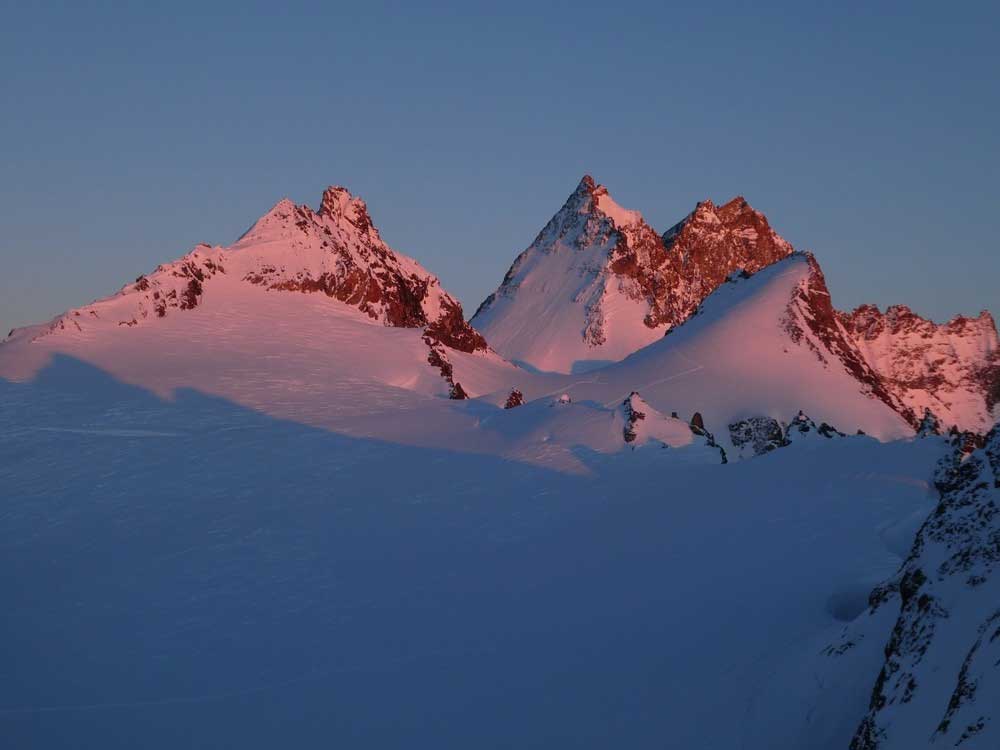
{"left": 1, "top": 357, "right": 945, "bottom": 749}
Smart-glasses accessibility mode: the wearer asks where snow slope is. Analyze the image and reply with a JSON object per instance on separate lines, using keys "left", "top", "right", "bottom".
{"left": 0, "top": 270, "right": 524, "bottom": 438}
{"left": 0, "top": 251, "right": 915, "bottom": 472}
{"left": 0, "top": 358, "right": 946, "bottom": 750}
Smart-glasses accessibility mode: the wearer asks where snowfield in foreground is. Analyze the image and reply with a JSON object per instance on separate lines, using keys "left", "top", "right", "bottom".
{"left": 1, "top": 357, "right": 946, "bottom": 749}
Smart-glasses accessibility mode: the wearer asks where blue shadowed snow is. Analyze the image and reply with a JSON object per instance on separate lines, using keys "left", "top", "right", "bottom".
{"left": 1, "top": 357, "right": 945, "bottom": 749}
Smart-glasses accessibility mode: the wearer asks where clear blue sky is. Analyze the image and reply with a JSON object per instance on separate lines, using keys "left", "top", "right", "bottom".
{"left": 2, "top": 0, "right": 997, "bottom": 335}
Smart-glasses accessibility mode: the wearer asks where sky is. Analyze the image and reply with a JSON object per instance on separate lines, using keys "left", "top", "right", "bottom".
{"left": 1, "top": 0, "right": 997, "bottom": 336}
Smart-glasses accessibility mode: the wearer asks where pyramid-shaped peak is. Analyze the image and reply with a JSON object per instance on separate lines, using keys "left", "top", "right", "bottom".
{"left": 565, "top": 174, "right": 643, "bottom": 228}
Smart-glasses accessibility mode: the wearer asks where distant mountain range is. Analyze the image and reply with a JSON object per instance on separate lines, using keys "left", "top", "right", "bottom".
{"left": 6, "top": 175, "right": 996, "bottom": 436}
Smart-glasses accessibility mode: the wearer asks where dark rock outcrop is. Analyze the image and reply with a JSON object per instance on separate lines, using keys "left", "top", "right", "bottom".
{"left": 504, "top": 389, "right": 524, "bottom": 410}
{"left": 622, "top": 392, "right": 646, "bottom": 443}
{"left": 729, "top": 416, "right": 788, "bottom": 457}
{"left": 784, "top": 410, "right": 845, "bottom": 441}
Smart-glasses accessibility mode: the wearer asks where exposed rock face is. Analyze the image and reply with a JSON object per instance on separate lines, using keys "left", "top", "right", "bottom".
{"left": 838, "top": 305, "right": 1000, "bottom": 434}
{"left": 782, "top": 254, "right": 916, "bottom": 427}
{"left": 728, "top": 409, "right": 846, "bottom": 459}
{"left": 25, "top": 186, "right": 488, "bottom": 355}
{"left": 47, "top": 248, "right": 225, "bottom": 333}
{"left": 917, "top": 408, "right": 943, "bottom": 437}
{"left": 503, "top": 388, "right": 524, "bottom": 410}
{"left": 776, "top": 252, "right": 996, "bottom": 435}
{"left": 651, "top": 194, "right": 795, "bottom": 327}
{"left": 849, "top": 426, "right": 1000, "bottom": 749}
{"left": 622, "top": 391, "right": 647, "bottom": 443}
{"left": 784, "top": 410, "right": 845, "bottom": 441}
{"left": 471, "top": 175, "right": 795, "bottom": 372}
{"left": 729, "top": 416, "right": 788, "bottom": 458}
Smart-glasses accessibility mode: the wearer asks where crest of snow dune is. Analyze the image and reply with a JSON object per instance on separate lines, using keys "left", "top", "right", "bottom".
{"left": 471, "top": 176, "right": 795, "bottom": 373}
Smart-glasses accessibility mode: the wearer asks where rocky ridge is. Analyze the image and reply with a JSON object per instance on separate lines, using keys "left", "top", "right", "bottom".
{"left": 848, "top": 426, "right": 1000, "bottom": 749}
{"left": 840, "top": 304, "right": 999, "bottom": 434}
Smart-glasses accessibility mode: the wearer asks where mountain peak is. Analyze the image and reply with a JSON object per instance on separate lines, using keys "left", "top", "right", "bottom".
{"left": 319, "top": 185, "right": 373, "bottom": 231}
{"left": 21, "top": 181, "right": 488, "bottom": 355}
{"left": 473, "top": 183, "right": 796, "bottom": 372}
{"left": 716, "top": 195, "right": 753, "bottom": 221}
{"left": 591, "top": 184, "right": 643, "bottom": 229}
{"left": 559, "top": 175, "right": 644, "bottom": 228}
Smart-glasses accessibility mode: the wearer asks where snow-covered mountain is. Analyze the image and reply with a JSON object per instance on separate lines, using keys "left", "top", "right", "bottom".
{"left": 8, "top": 186, "right": 487, "bottom": 355}
{"left": 471, "top": 175, "right": 997, "bottom": 435}
{"left": 839, "top": 304, "right": 999, "bottom": 434}
{"left": 496, "top": 253, "right": 916, "bottom": 451}
{"left": 4, "top": 178, "right": 994, "bottom": 460}
{"left": 0, "top": 187, "right": 514, "bottom": 406}
{"left": 470, "top": 175, "right": 794, "bottom": 373}
{"left": 0, "top": 236, "right": 919, "bottom": 469}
